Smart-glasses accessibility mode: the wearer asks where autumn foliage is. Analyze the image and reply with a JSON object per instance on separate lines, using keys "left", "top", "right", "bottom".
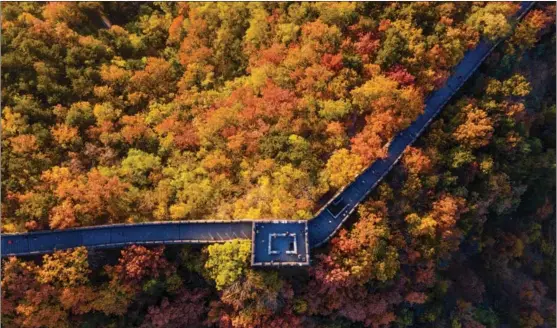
{"left": 1, "top": 2, "right": 555, "bottom": 328}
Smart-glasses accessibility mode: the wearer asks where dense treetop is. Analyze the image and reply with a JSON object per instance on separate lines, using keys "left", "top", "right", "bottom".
{"left": 1, "top": 2, "right": 555, "bottom": 328}
{"left": 1, "top": 1, "right": 530, "bottom": 231}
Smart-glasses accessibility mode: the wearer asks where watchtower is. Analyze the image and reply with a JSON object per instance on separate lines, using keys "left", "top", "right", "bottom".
{"left": 251, "top": 220, "right": 310, "bottom": 266}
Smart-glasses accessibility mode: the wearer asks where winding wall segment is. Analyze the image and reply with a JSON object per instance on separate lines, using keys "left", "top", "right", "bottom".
{"left": 1, "top": 1, "right": 535, "bottom": 261}
{"left": 308, "top": 1, "right": 535, "bottom": 247}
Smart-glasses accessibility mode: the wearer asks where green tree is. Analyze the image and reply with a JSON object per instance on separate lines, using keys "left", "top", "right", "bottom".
{"left": 466, "top": 3, "right": 519, "bottom": 40}
{"left": 119, "top": 149, "right": 162, "bottom": 186}
{"left": 204, "top": 240, "right": 251, "bottom": 290}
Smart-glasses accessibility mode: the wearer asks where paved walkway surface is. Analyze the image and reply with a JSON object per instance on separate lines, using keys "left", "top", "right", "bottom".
{"left": 251, "top": 221, "right": 309, "bottom": 266}
{"left": 2, "top": 221, "right": 252, "bottom": 256}
{"left": 1, "top": 2, "right": 535, "bottom": 265}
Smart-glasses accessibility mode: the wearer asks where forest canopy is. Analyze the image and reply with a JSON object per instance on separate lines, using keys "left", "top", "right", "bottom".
{"left": 0, "top": 1, "right": 534, "bottom": 230}
{"left": 1, "top": 2, "right": 556, "bottom": 328}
